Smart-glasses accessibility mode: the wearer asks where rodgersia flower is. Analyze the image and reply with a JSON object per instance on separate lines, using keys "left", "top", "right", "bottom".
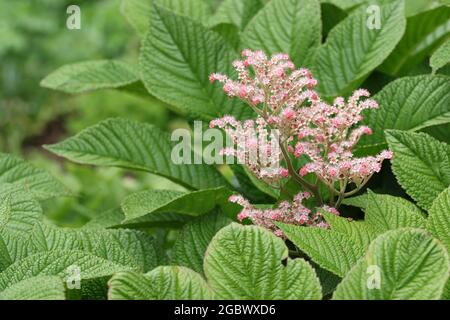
{"left": 229, "top": 193, "right": 340, "bottom": 237}
{"left": 211, "top": 49, "right": 393, "bottom": 236}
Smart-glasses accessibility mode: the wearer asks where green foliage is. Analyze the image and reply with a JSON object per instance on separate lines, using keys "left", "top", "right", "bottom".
{"left": 313, "top": 0, "right": 406, "bottom": 96}
{"left": 3, "top": 0, "right": 450, "bottom": 301}
{"left": 333, "top": 229, "right": 449, "bottom": 300}
{"left": 386, "top": 130, "right": 450, "bottom": 210}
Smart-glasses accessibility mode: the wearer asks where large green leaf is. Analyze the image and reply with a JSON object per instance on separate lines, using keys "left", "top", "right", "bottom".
{"left": 242, "top": 0, "right": 321, "bottom": 68}
{"left": 31, "top": 223, "right": 158, "bottom": 272}
{"left": 204, "top": 223, "right": 322, "bottom": 299}
{"left": 379, "top": 7, "right": 450, "bottom": 76}
{"left": 0, "top": 276, "right": 66, "bottom": 300}
{"left": 313, "top": 0, "right": 406, "bottom": 96}
{"left": 278, "top": 222, "right": 365, "bottom": 277}
{"left": 171, "top": 211, "right": 231, "bottom": 274}
{"left": 427, "top": 186, "right": 450, "bottom": 252}
{"left": 386, "top": 130, "right": 450, "bottom": 210}
{"left": 333, "top": 229, "right": 450, "bottom": 300}
{"left": 322, "top": 211, "right": 376, "bottom": 250}
{"left": 45, "top": 118, "right": 227, "bottom": 190}
{"left": 431, "top": 39, "right": 450, "bottom": 73}
{"left": 0, "top": 184, "right": 42, "bottom": 237}
{"left": 0, "top": 250, "right": 134, "bottom": 292}
{"left": 108, "top": 266, "right": 214, "bottom": 300}
{"left": 320, "top": 0, "right": 366, "bottom": 10}
{"left": 121, "top": 187, "right": 236, "bottom": 224}
{"left": 210, "top": 0, "right": 263, "bottom": 31}
{"left": 121, "top": 0, "right": 211, "bottom": 37}
{"left": 139, "top": 4, "right": 252, "bottom": 120}
{"left": 41, "top": 60, "right": 139, "bottom": 94}
{"left": 357, "top": 75, "right": 450, "bottom": 155}
{"left": 364, "top": 191, "right": 426, "bottom": 233}
{"left": 0, "top": 153, "right": 69, "bottom": 200}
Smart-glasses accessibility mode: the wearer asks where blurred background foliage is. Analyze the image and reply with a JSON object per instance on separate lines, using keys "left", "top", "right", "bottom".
{"left": 0, "top": 0, "right": 180, "bottom": 227}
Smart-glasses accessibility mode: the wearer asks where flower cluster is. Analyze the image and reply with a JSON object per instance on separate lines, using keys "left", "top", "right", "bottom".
{"left": 210, "top": 115, "right": 288, "bottom": 184}
{"left": 230, "top": 193, "right": 340, "bottom": 237}
{"left": 290, "top": 89, "right": 394, "bottom": 186}
{"left": 211, "top": 49, "right": 393, "bottom": 236}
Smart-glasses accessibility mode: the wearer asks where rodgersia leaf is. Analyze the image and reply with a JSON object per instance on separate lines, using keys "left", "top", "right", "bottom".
{"left": 313, "top": 0, "right": 406, "bottom": 96}
{"left": 204, "top": 223, "right": 322, "bottom": 299}
{"left": 30, "top": 223, "right": 158, "bottom": 272}
{"left": 242, "top": 0, "right": 321, "bottom": 68}
{"left": 45, "top": 118, "right": 227, "bottom": 190}
{"left": 427, "top": 187, "right": 450, "bottom": 252}
{"left": 121, "top": 0, "right": 211, "bottom": 37}
{"left": 356, "top": 75, "right": 450, "bottom": 155}
{"left": 210, "top": 0, "right": 264, "bottom": 31}
{"left": 0, "top": 153, "right": 69, "bottom": 200}
{"left": 333, "top": 229, "right": 450, "bottom": 300}
{"left": 379, "top": 6, "right": 450, "bottom": 76}
{"left": 108, "top": 266, "right": 214, "bottom": 300}
{"left": 0, "top": 276, "right": 65, "bottom": 300}
{"left": 120, "top": 187, "right": 237, "bottom": 225}
{"left": 40, "top": 60, "right": 139, "bottom": 94}
{"left": 386, "top": 130, "right": 450, "bottom": 210}
{"left": 171, "top": 211, "right": 231, "bottom": 274}
{"left": 0, "top": 250, "right": 134, "bottom": 293}
{"left": 431, "top": 39, "right": 450, "bottom": 73}
{"left": 139, "top": 4, "right": 252, "bottom": 120}
{"left": 364, "top": 191, "right": 426, "bottom": 234}
{"left": 278, "top": 222, "right": 365, "bottom": 277}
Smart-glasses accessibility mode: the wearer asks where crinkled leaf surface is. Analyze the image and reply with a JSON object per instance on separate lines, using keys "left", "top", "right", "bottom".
{"left": 204, "top": 223, "right": 322, "bottom": 299}
{"left": 431, "top": 39, "right": 450, "bottom": 73}
{"left": 333, "top": 229, "right": 450, "bottom": 300}
{"left": 386, "top": 130, "right": 450, "bottom": 210}
{"left": 0, "top": 276, "right": 65, "bottom": 300}
{"left": 242, "top": 0, "right": 321, "bottom": 68}
{"left": 313, "top": 0, "right": 406, "bottom": 96}
{"left": 357, "top": 75, "right": 450, "bottom": 155}
{"left": 108, "top": 266, "right": 214, "bottom": 300}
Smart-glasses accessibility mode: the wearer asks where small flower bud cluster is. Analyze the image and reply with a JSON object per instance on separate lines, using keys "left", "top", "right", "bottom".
{"left": 229, "top": 193, "right": 340, "bottom": 237}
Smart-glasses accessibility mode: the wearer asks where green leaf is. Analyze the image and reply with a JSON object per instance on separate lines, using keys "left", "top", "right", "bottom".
{"left": 341, "top": 194, "right": 368, "bottom": 209}
{"left": 121, "top": 0, "right": 211, "bottom": 37}
{"left": 278, "top": 222, "right": 365, "bottom": 277}
{"left": 386, "top": 130, "right": 450, "bottom": 210}
{"left": 0, "top": 184, "right": 42, "bottom": 237}
{"left": 0, "top": 153, "right": 69, "bottom": 200}
{"left": 121, "top": 187, "right": 237, "bottom": 225}
{"left": 320, "top": 0, "right": 366, "bottom": 10}
{"left": 243, "top": 166, "right": 279, "bottom": 199}
{"left": 357, "top": 75, "right": 450, "bottom": 155}
{"left": 313, "top": 0, "right": 406, "bottom": 96}
{"left": 171, "top": 211, "right": 231, "bottom": 274}
{"left": 204, "top": 223, "right": 322, "bottom": 299}
{"left": 40, "top": 60, "right": 139, "bottom": 94}
{"left": 0, "top": 250, "right": 134, "bottom": 292}
{"left": 365, "top": 191, "right": 426, "bottom": 233}
{"left": 31, "top": 223, "right": 158, "bottom": 272}
{"left": 139, "top": 4, "right": 252, "bottom": 120}
{"left": 242, "top": 0, "right": 321, "bottom": 68}
{"left": 210, "top": 0, "right": 263, "bottom": 31}
{"left": 379, "top": 7, "right": 450, "bottom": 76}
{"left": 0, "top": 276, "right": 65, "bottom": 300}
{"left": 45, "top": 118, "right": 227, "bottom": 190}
{"left": 322, "top": 211, "right": 377, "bottom": 250}
{"left": 108, "top": 266, "right": 214, "bottom": 300}
{"left": 333, "top": 229, "right": 450, "bottom": 299}
{"left": 427, "top": 186, "right": 450, "bottom": 252}
{"left": 431, "top": 39, "right": 450, "bottom": 73}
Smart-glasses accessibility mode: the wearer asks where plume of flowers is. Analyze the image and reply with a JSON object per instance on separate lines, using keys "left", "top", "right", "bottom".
{"left": 210, "top": 49, "right": 393, "bottom": 236}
